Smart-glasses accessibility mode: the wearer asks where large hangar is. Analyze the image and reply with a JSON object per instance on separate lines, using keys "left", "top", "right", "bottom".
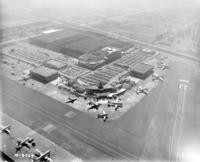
{"left": 30, "top": 66, "right": 58, "bottom": 83}
{"left": 129, "top": 63, "right": 154, "bottom": 80}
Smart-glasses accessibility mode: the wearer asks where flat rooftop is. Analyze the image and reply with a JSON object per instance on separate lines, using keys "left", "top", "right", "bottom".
{"left": 30, "top": 66, "right": 58, "bottom": 78}
{"left": 32, "top": 30, "right": 131, "bottom": 56}
{"left": 131, "top": 63, "right": 153, "bottom": 74}
{"left": 32, "top": 29, "right": 80, "bottom": 43}
{"left": 61, "top": 35, "right": 114, "bottom": 54}
{"left": 45, "top": 60, "right": 67, "bottom": 70}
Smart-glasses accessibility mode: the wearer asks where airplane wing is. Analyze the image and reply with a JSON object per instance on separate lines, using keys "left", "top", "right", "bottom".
{"left": 34, "top": 150, "right": 51, "bottom": 162}
{"left": 0, "top": 125, "right": 11, "bottom": 135}
{"left": 18, "top": 137, "right": 31, "bottom": 148}
{"left": 65, "top": 100, "right": 72, "bottom": 103}
{"left": 24, "top": 142, "right": 31, "bottom": 148}
{"left": 159, "top": 76, "right": 164, "bottom": 81}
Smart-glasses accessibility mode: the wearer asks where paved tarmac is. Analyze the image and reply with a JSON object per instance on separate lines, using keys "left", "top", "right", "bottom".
{"left": 0, "top": 111, "right": 78, "bottom": 162}
{"left": 1, "top": 55, "right": 200, "bottom": 161}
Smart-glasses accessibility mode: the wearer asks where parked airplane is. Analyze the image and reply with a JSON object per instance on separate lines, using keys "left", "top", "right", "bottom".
{"left": 65, "top": 97, "right": 77, "bottom": 104}
{"left": 18, "top": 75, "right": 30, "bottom": 81}
{"left": 15, "top": 137, "right": 36, "bottom": 152}
{"left": 88, "top": 101, "right": 95, "bottom": 105}
{"left": 157, "top": 62, "right": 169, "bottom": 70}
{"left": 108, "top": 88, "right": 126, "bottom": 98}
{"left": 135, "top": 86, "right": 149, "bottom": 96}
{"left": 162, "top": 64, "right": 170, "bottom": 70}
{"left": 97, "top": 111, "right": 108, "bottom": 122}
{"left": 152, "top": 73, "right": 164, "bottom": 82}
{"left": 107, "top": 100, "right": 123, "bottom": 111}
{"left": 0, "top": 125, "right": 11, "bottom": 135}
{"left": 33, "top": 149, "right": 52, "bottom": 162}
{"left": 88, "top": 102, "right": 101, "bottom": 111}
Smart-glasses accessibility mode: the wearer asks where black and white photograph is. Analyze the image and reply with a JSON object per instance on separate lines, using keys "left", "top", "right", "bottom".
{"left": 1, "top": 0, "right": 200, "bottom": 161}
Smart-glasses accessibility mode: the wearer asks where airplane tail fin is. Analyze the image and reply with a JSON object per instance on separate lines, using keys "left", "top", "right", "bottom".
{"left": 7, "top": 125, "right": 11, "bottom": 131}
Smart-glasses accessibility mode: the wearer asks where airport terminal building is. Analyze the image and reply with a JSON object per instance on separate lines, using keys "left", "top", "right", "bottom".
{"left": 78, "top": 47, "right": 121, "bottom": 70}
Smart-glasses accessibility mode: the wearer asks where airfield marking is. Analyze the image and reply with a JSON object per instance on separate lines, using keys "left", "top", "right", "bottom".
{"left": 169, "top": 80, "right": 188, "bottom": 162}
{"left": 169, "top": 93, "right": 180, "bottom": 161}
{"left": 43, "top": 124, "right": 56, "bottom": 133}
{"left": 179, "top": 79, "right": 189, "bottom": 84}
{"left": 175, "top": 82, "right": 188, "bottom": 162}
{"left": 64, "top": 111, "right": 77, "bottom": 118}
{"left": 27, "top": 130, "right": 36, "bottom": 136}
{"left": 0, "top": 92, "right": 136, "bottom": 160}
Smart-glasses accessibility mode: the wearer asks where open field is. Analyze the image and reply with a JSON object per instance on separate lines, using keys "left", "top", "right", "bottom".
{"left": 31, "top": 29, "right": 132, "bottom": 58}
{"left": 94, "top": 4, "right": 200, "bottom": 43}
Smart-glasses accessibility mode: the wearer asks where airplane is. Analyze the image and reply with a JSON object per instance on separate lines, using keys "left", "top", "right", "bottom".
{"left": 15, "top": 137, "right": 36, "bottom": 152}
{"left": 57, "top": 83, "right": 64, "bottom": 89}
{"left": 57, "top": 79, "right": 68, "bottom": 89}
{"left": 65, "top": 97, "right": 77, "bottom": 104}
{"left": 0, "top": 125, "right": 11, "bottom": 135}
{"left": 98, "top": 82, "right": 104, "bottom": 89}
{"left": 96, "top": 95, "right": 112, "bottom": 100}
{"left": 161, "top": 64, "right": 170, "bottom": 70}
{"left": 107, "top": 100, "right": 123, "bottom": 111}
{"left": 97, "top": 111, "right": 108, "bottom": 122}
{"left": 152, "top": 73, "right": 164, "bottom": 82}
{"left": 88, "top": 101, "right": 97, "bottom": 105}
{"left": 33, "top": 149, "right": 52, "bottom": 162}
{"left": 87, "top": 102, "right": 101, "bottom": 111}
{"left": 157, "top": 62, "right": 169, "bottom": 70}
{"left": 18, "top": 75, "right": 30, "bottom": 81}
{"left": 108, "top": 88, "right": 126, "bottom": 98}
{"left": 135, "top": 86, "right": 149, "bottom": 96}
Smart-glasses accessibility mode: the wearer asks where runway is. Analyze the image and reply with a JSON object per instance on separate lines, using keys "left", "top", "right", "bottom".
{"left": 169, "top": 79, "right": 189, "bottom": 162}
